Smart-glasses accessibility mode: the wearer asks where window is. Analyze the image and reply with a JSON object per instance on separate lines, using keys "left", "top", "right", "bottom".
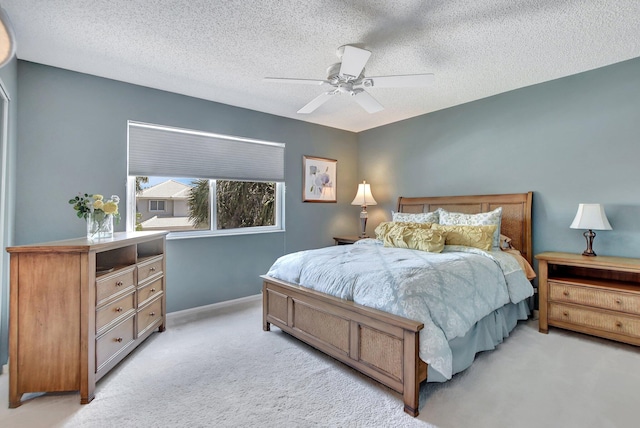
{"left": 149, "top": 200, "right": 165, "bottom": 212}
{"left": 128, "top": 122, "right": 285, "bottom": 236}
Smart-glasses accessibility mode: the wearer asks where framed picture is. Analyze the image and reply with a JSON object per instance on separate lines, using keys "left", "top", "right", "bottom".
{"left": 303, "top": 156, "right": 337, "bottom": 202}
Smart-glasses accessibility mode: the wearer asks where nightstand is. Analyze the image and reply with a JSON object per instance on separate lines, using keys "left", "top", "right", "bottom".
{"left": 333, "top": 236, "right": 364, "bottom": 245}
{"left": 536, "top": 251, "right": 640, "bottom": 346}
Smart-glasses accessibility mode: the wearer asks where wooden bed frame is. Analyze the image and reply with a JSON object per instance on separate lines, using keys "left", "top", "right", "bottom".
{"left": 262, "top": 192, "right": 533, "bottom": 416}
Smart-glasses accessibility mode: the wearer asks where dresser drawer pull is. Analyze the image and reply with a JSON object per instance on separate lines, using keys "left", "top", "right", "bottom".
{"left": 616, "top": 321, "right": 623, "bottom": 328}
{"left": 115, "top": 337, "right": 123, "bottom": 343}
{"left": 150, "top": 267, "right": 156, "bottom": 272}
{"left": 115, "top": 307, "right": 123, "bottom": 313}
{"left": 563, "top": 291, "right": 570, "bottom": 297}
{"left": 150, "top": 288, "right": 156, "bottom": 293}
{"left": 615, "top": 299, "right": 622, "bottom": 305}
{"left": 116, "top": 281, "right": 123, "bottom": 287}
{"left": 563, "top": 311, "right": 569, "bottom": 317}
{"left": 149, "top": 311, "right": 156, "bottom": 317}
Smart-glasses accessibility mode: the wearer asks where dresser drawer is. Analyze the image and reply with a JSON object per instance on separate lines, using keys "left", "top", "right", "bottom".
{"left": 549, "top": 281, "right": 640, "bottom": 315}
{"left": 96, "top": 266, "right": 135, "bottom": 306}
{"left": 138, "top": 277, "right": 163, "bottom": 308}
{"left": 549, "top": 303, "right": 640, "bottom": 339}
{"left": 96, "top": 315, "right": 135, "bottom": 370}
{"left": 137, "top": 297, "right": 163, "bottom": 335}
{"left": 138, "top": 255, "right": 163, "bottom": 283}
{"left": 96, "top": 291, "right": 135, "bottom": 334}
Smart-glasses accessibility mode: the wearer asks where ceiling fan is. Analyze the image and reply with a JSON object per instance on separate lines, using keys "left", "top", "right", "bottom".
{"left": 264, "top": 45, "right": 434, "bottom": 114}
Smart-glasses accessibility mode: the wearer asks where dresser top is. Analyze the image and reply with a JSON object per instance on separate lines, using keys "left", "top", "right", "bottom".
{"left": 6, "top": 231, "right": 168, "bottom": 254}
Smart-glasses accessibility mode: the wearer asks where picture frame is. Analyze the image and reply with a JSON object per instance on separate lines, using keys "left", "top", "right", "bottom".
{"left": 302, "top": 156, "right": 337, "bottom": 203}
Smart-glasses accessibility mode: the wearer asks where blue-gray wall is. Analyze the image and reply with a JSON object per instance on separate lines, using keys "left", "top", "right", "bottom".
{"left": 4, "top": 56, "right": 640, "bottom": 366}
{"left": 13, "top": 61, "right": 359, "bottom": 316}
{"left": 359, "top": 57, "right": 640, "bottom": 262}
{"left": 0, "top": 57, "right": 18, "bottom": 370}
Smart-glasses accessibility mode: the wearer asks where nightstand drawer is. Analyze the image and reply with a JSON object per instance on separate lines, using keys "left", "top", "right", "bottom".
{"left": 549, "top": 303, "right": 640, "bottom": 339}
{"left": 549, "top": 281, "right": 640, "bottom": 316}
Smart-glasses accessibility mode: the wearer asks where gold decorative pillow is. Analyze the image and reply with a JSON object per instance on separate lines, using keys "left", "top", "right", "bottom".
{"left": 374, "top": 221, "right": 433, "bottom": 242}
{"left": 376, "top": 222, "right": 445, "bottom": 253}
{"left": 432, "top": 224, "right": 497, "bottom": 251}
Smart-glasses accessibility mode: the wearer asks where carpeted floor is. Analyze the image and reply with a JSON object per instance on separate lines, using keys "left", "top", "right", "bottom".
{"left": 1, "top": 297, "right": 638, "bottom": 427}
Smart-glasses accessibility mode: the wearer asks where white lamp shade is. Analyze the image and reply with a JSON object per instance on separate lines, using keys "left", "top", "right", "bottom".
{"left": 0, "top": 8, "right": 16, "bottom": 68}
{"left": 351, "top": 181, "right": 377, "bottom": 206}
{"left": 570, "top": 203, "right": 612, "bottom": 230}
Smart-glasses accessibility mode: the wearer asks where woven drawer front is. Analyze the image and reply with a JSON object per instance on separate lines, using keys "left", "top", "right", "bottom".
{"left": 549, "top": 282, "right": 640, "bottom": 315}
{"left": 549, "top": 303, "right": 640, "bottom": 338}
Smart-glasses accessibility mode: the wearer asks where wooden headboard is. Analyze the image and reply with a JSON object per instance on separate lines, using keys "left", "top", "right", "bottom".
{"left": 397, "top": 192, "right": 533, "bottom": 264}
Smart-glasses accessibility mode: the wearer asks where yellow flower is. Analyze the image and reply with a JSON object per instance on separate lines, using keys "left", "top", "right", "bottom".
{"left": 102, "top": 201, "right": 118, "bottom": 215}
{"left": 93, "top": 200, "right": 104, "bottom": 210}
{"left": 93, "top": 194, "right": 104, "bottom": 201}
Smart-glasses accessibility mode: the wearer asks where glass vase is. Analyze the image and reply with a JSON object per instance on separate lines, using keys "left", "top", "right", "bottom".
{"left": 86, "top": 211, "right": 114, "bottom": 239}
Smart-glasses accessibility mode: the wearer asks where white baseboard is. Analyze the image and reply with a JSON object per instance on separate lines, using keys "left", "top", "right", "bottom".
{"left": 166, "top": 294, "right": 261, "bottom": 326}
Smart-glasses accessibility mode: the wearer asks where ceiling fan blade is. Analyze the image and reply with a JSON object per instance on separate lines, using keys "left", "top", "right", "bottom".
{"left": 353, "top": 90, "right": 383, "bottom": 113}
{"left": 264, "top": 77, "right": 330, "bottom": 86}
{"left": 297, "top": 92, "right": 334, "bottom": 114}
{"left": 361, "top": 74, "right": 435, "bottom": 88}
{"left": 339, "top": 46, "right": 371, "bottom": 79}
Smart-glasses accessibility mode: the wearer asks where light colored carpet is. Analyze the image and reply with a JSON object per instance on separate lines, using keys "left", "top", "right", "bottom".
{"left": 0, "top": 297, "right": 638, "bottom": 428}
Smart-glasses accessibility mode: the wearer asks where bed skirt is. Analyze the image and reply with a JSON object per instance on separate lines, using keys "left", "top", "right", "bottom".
{"left": 428, "top": 300, "right": 530, "bottom": 382}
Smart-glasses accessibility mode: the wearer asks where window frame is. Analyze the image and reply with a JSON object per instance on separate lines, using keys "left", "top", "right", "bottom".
{"left": 127, "top": 177, "right": 285, "bottom": 239}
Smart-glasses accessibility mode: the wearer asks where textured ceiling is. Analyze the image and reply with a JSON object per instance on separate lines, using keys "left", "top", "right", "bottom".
{"left": 4, "top": 0, "right": 640, "bottom": 132}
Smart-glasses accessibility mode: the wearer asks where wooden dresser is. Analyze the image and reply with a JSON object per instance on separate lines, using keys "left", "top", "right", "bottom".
{"left": 6, "top": 231, "right": 168, "bottom": 408}
{"left": 537, "top": 252, "right": 640, "bottom": 346}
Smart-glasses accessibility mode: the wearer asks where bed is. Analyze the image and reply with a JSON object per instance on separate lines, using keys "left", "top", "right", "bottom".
{"left": 262, "top": 192, "right": 533, "bottom": 417}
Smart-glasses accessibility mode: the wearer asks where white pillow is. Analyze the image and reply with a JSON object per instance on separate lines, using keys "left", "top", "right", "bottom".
{"left": 438, "top": 207, "right": 502, "bottom": 249}
{"left": 391, "top": 210, "right": 439, "bottom": 224}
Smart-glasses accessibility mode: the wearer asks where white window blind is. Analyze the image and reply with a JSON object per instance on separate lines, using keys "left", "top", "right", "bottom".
{"left": 128, "top": 121, "right": 285, "bottom": 182}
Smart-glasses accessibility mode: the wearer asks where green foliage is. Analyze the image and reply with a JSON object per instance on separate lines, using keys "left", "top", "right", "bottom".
{"left": 216, "top": 181, "right": 275, "bottom": 229}
{"left": 188, "top": 179, "right": 210, "bottom": 228}
{"left": 187, "top": 180, "right": 275, "bottom": 230}
{"left": 135, "top": 176, "right": 149, "bottom": 194}
{"left": 69, "top": 193, "right": 93, "bottom": 220}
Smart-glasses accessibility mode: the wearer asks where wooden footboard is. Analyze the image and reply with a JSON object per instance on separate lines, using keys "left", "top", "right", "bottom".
{"left": 262, "top": 275, "right": 427, "bottom": 416}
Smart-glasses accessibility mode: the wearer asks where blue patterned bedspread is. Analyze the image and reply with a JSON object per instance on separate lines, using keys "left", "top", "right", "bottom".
{"left": 266, "top": 239, "right": 533, "bottom": 380}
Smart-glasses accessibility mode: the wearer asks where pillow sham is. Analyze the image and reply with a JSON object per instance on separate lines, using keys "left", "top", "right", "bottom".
{"left": 438, "top": 207, "right": 502, "bottom": 249}
{"left": 391, "top": 210, "right": 439, "bottom": 224}
{"left": 432, "top": 224, "right": 497, "bottom": 252}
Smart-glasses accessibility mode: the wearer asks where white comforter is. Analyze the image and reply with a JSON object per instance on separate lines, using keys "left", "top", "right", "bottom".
{"left": 266, "top": 239, "right": 533, "bottom": 379}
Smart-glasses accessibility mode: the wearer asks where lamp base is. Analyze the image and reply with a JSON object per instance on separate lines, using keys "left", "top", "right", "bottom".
{"left": 582, "top": 229, "right": 597, "bottom": 257}
{"left": 358, "top": 207, "right": 368, "bottom": 238}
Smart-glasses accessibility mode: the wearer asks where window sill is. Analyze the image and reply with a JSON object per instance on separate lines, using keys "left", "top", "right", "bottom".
{"left": 165, "top": 227, "right": 285, "bottom": 241}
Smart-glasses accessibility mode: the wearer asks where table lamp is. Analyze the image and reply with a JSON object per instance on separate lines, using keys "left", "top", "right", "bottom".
{"left": 351, "top": 180, "right": 377, "bottom": 238}
{"left": 570, "top": 203, "right": 612, "bottom": 256}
